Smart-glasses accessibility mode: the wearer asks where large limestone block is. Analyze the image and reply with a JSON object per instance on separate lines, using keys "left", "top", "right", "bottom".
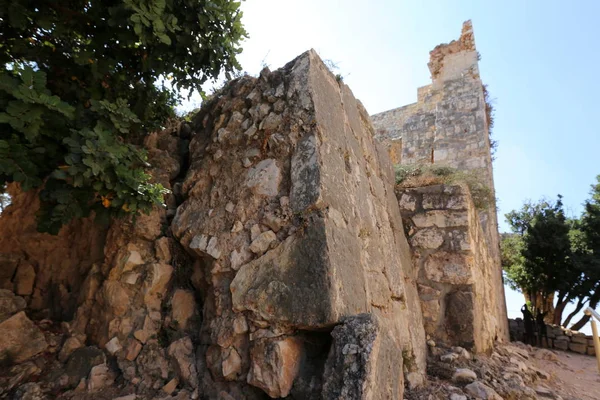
{"left": 231, "top": 233, "right": 334, "bottom": 328}
{"left": 172, "top": 49, "right": 426, "bottom": 398}
{"left": 0, "top": 311, "right": 48, "bottom": 364}
{"left": 424, "top": 252, "right": 473, "bottom": 284}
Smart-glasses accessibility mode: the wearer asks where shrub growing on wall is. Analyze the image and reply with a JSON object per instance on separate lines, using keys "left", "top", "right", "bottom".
{"left": 0, "top": 0, "right": 246, "bottom": 233}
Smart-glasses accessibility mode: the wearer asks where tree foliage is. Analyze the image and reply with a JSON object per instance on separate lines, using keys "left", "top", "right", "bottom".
{"left": 570, "top": 176, "right": 600, "bottom": 330}
{"left": 502, "top": 185, "right": 600, "bottom": 327}
{"left": 0, "top": 0, "right": 246, "bottom": 233}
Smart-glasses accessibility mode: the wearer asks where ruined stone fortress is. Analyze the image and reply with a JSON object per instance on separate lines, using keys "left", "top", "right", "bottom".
{"left": 0, "top": 21, "right": 508, "bottom": 400}
{"left": 372, "top": 20, "right": 508, "bottom": 354}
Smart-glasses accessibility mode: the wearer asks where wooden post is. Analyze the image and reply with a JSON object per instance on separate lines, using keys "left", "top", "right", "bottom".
{"left": 591, "top": 318, "right": 600, "bottom": 374}
{"left": 585, "top": 307, "right": 600, "bottom": 374}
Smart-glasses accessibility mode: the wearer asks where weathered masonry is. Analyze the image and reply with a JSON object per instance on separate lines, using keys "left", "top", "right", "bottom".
{"left": 0, "top": 21, "right": 509, "bottom": 400}
{"left": 372, "top": 20, "right": 509, "bottom": 351}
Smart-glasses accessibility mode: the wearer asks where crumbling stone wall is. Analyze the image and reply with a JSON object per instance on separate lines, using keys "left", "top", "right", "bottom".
{"left": 398, "top": 184, "right": 503, "bottom": 353}
{"left": 0, "top": 186, "right": 108, "bottom": 321}
{"left": 172, "top": 49, "right": 427, "bottom": 399}
{"left": 0, "top": 34, "right": 512, "bottom": 398}
{"left": 372, "top": 20, "right": 509, "bottom": 345}
{"left": 0, "top": 50, "right": 430, "bottom": 400}
{"left": 371, "top": 21, "right": 490, "bottom": 180}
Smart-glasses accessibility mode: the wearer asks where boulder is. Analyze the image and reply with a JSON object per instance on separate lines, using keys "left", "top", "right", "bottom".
{"left": 452, "top": 368, "right": 477, "bottom": 383}
{"left": 167, "top": 337, "right": 198, "bottom": 388}
{"left": 0, "top": 289, "right": 27, "bottom": 322}
{"left": 464, "top": 381, "right": 502, "bottom": 400}
{"left": 247, "top": 336, "right": 303, "bottom": 398}
{"left": 64, "top": 346, "right": 106, "bottom": 388}
{"left": 0, "top": 311, "right": 48, "bottom": 364}
{"left": 87, "top": 364, "right": 116, "bottom": 391}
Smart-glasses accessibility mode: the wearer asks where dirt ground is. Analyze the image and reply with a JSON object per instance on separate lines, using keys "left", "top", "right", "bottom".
{"left": 539, "top": 350, "right": 600, "bottom": 400}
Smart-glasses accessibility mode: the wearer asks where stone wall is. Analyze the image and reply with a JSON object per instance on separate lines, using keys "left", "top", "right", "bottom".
{"left": 0, "top": 49, "right": 431, "bottom": 400}
{"left": 0, "top": 185, "right": 108, "bottom": 321}
{"left": 0, "top": 33, "right": 514, "bottom": 398}
{"left": 371, "top": 21, "right": 492, "bottom": 182}
{"left": 397, "top": 184, "right": 505, "bottom": 353}
{"left": 172, "top": 49, "right": 427, "bottom": 399}
{"left": 372, "top": 20, "right": 508, "bottom": 344}
{"left": 508, "top": 318, "right": 597, "bottom": 356}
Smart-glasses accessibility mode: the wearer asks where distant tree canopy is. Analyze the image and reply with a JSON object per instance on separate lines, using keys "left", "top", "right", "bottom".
{"left": 0, "top": 0, "right": 246, "bottom": 233}
{"left": 502, "top": 176, "right": 600, "bottom": 328}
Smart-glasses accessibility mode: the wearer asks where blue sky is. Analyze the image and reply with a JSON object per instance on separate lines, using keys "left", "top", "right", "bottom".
{"left": 188, "top": 1, "right": 600, "bottom": 332}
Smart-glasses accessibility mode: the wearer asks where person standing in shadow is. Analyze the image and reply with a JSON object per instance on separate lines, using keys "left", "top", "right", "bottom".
{"left": 536, "top": 309, "right": 549, "bottom": 347}
{"left": 521, "top": 304, "right": 535, "bottom": 345}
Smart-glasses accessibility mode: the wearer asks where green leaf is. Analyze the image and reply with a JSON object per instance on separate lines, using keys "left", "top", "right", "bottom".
{"left": 157, "top": 33, "right": 171, "bottom": 45}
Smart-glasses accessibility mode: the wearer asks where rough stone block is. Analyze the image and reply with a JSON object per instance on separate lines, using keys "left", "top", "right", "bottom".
{"left": 322, "top": 314, "right": 404, "bottom": 400}
{"left": 0, "top": 311, "right": 48, "bottom": 364}
{"left": 445, "top": 290, "right": 475, "bottom": 349}
{"left": 571, "top": 335, "right": 588, "bottom": 345}
{"left": 553, "top": 340, "right": 569, "bottom": 351}
{"left": 410, "top": 228, "right": 444, "bottom": 249}
{"left": 248, "top": 336, "right": 303, "bottom": 398}
{"left": 412, "top": 210, "right": 468, "bottom": 228}
{"left": 568, "top": 342, "right": 587, "bottom": 354}
{"left": 423, "top": 252, "right": 473, "bottom": 285}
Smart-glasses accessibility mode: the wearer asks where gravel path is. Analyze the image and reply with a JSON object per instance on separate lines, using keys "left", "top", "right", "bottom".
{"left": 539, "top": 349, "right": 600, "bottom": 400}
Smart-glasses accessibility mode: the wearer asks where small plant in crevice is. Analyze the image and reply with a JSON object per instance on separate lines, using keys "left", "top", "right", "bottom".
{"left": 482, "top": 84, "right": 498, "bottom": 161}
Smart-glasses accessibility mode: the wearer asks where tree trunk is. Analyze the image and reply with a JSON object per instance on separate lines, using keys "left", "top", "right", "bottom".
{"left": 524, "top": 291, "right": 555, "bottom": 322}
{"left": 553, "top": 297, "right": 569, "bottom": 326}
{"left": 563, "top": 298, "right": 587, "bottom": 328}
{"left": 570, "top": 314, "right": 591, "bottom": 332}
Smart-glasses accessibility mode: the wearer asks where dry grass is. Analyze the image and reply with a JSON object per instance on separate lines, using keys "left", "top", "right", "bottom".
{"left": 394, "top": 164, "right": 494, "bottom": 210}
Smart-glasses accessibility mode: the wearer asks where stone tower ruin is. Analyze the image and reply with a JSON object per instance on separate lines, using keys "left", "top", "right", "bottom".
{"left": 372, "top": 20, "right": 509, "bottom": 351}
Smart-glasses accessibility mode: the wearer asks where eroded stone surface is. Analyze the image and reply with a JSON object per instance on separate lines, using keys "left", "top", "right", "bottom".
{"left": 375, "top": 20, "right": 508, "bottom": 348}
{"left": 247, "top": 337, "right": 303, "bottom": 398}
{"left": 0, "top": 311, "right": 48, "bottom": 364}
{"left": 170, "top": 50, "right": 426, "bottom": 399}
{"left": 399, "top": 184, "right": 505, "bottom": 352}
{"left": 0, "top": 289, "right": 27, "bottom": 322}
